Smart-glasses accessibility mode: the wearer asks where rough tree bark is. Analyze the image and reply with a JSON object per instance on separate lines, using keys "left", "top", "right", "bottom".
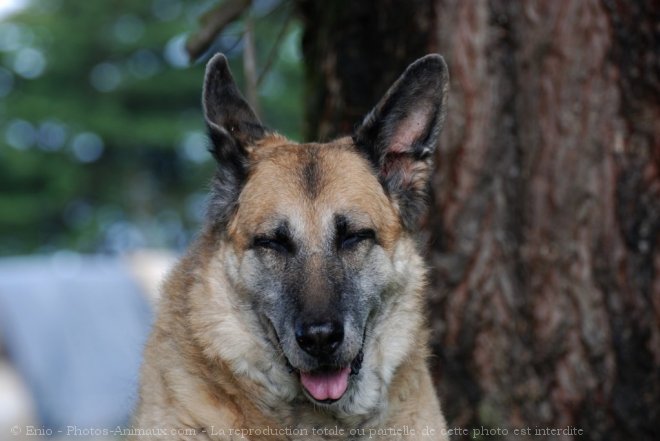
{"left": 297, "top": 0, "right": 659, "bottom": 439}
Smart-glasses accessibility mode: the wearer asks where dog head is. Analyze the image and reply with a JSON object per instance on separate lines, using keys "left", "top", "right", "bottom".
{"left": 201, "top": 53, "right": 448, "bottom": 408}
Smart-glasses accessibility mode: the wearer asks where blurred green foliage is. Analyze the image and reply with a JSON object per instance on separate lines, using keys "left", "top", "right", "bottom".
{"left": 0, "top": 0, "right": 303, "bottom": 255}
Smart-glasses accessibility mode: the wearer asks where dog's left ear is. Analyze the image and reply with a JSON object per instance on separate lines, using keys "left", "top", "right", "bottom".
{"left": 354, "top": 54, "right": 449, "bottom": 230}
{"left": 203, "top": 53, "right": 267, "bottom": 226}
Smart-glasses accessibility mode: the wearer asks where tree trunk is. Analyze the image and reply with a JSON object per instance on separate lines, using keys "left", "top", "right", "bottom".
{"left": 297, "top": 0, "right": 659, "bottom": 439}
{"left": 297, "top": 0, "right": 436, "bottom": 141}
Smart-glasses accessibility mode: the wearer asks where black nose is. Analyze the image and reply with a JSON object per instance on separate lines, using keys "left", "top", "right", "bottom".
{"left": 295, "top": 320, "right": 344, "bottom": 357}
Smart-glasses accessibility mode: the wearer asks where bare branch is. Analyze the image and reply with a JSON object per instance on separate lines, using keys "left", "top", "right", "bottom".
{"left": 186, "top": 0, "right": 252, "bottom": 61}
{"left": 257, "top": 5, "right": 294, "bottom": 87}
{"left": 242, "top": 15, "right": 260, "bottom": 114}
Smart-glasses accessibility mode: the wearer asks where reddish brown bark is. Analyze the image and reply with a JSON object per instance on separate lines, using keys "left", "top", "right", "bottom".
{"left": 427, "top": 1, "right": 659, "bottom": 439}
{"left": 298, "top": 0, "right": 659, "bottom": 439}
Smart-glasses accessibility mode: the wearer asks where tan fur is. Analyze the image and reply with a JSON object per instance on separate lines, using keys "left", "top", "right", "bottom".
{"left": 131, "top": 134, "right": 448, "bottom": 440}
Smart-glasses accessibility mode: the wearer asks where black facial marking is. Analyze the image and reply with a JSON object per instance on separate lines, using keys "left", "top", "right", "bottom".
{"left": 301, "top": 148, "right": 322, "bottom": 199}
{"left": 350, "top": 349, "right": 364, "bottom": 376}
{"left": 335, "top": 215, "right": 349, "bottom": 237}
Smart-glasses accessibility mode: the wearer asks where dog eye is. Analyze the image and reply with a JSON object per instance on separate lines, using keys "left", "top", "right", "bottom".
{"left": 339, "top": 229, "right": 376, "bottom": 250}
{"left": 252, "top": 224, "right": 295, "bottom": 255}
{"left": 252, "top": 236, "right": 293, "bottom": 254}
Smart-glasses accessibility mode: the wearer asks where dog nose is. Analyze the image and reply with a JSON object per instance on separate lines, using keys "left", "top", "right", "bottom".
{"left": 295, "top": 320, "right": 344, "bottom": 357}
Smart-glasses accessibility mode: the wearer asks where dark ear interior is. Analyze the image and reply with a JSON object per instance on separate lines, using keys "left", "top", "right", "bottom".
{"left": 203, "top": 53, "right": 267, "bottom": 227}
{"left": 353, "top": 54, "right": 449, "bottom": 230}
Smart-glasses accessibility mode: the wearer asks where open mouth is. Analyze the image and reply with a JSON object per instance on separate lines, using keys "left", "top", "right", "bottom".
{"left": 270, "top": 316, "right": 367, "bottom": 404}
{"left": 297, "top": 350, "right": 364, "bottom": 403}
{"left": 300, "top": 367, "right": 351, "bottom": 401}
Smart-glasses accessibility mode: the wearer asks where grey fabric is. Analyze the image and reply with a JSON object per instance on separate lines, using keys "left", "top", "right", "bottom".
{"left": 0, "top": 254, "right": 152, "bottom": 431}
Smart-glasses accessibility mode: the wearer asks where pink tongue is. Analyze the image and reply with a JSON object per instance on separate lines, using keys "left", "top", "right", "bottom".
{"left": 300, "top": 367, "right": 351, "bottom": 401}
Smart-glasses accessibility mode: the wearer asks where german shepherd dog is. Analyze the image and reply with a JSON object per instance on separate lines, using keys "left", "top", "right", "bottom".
{"left": 132, "top": 53, "right": 449, "bottom": 440}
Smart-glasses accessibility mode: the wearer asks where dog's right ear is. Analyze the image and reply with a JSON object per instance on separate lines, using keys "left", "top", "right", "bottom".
{"left": 203, "top": 53, "right": 266, "bottom": 226}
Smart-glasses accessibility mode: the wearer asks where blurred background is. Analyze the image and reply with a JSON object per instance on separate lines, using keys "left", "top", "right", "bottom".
{"left": 0, "top": 0, "right": 658, "bottom": 440}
